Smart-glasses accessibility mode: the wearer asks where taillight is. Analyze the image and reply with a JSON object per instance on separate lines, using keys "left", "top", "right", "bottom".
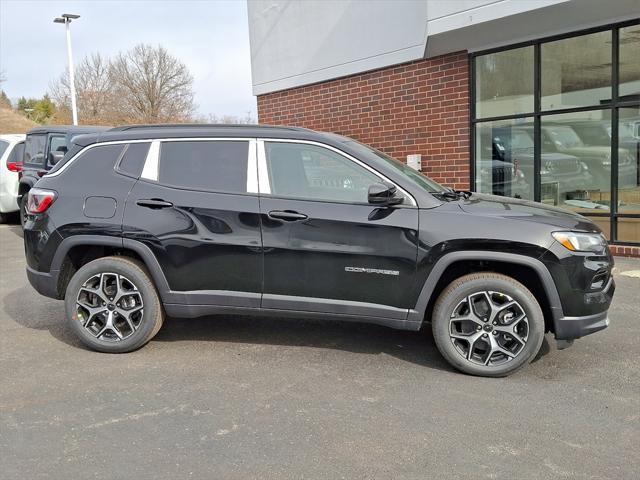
{"left": 6, "top": 161, "right": 22, "bottom": 172}
{"left": 27, "top": 188, "right": 57, "bottom": 214}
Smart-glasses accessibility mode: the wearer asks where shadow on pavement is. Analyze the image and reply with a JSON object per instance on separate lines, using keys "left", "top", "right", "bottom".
{"left": 3, "top": 284, "right": 456, "bottom": 373}
{"left": 157, "top": 314, "right": 455, "bottom": 372}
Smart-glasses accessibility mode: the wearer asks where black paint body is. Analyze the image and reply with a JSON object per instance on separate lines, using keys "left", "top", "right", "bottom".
{"left": 23, "top": 125, "right": 615, "bottom": 341}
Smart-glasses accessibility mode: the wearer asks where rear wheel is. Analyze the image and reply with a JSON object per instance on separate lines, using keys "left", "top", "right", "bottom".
{"left": 19, "top": 194, "right": 28, "bottom": 228}
{"left": 432, "top": 272, "right": 544, "bottom": 377}
{"left": 64, "top": 256, "right": 164, "bottom": 353}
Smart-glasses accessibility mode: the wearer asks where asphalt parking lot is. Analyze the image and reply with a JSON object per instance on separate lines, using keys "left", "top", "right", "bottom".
{"left": 0, "top": 223, "right": 638, "bottom": 479}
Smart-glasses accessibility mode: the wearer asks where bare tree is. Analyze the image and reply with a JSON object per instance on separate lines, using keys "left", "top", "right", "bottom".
{"left": 50, "top": 53, "right": 114, "bottom": 124}
{"left": 110, "top": 44, "right": 195, "bottom": 123}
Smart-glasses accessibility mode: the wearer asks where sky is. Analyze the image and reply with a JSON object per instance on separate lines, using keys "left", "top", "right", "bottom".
{"left": 0, "top": 0, "right": 257, "bottom": 119}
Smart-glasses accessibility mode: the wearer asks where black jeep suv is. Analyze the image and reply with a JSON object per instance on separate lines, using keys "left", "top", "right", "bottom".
{"left": 23, "top": 125, "right": 615, "bottom": 377}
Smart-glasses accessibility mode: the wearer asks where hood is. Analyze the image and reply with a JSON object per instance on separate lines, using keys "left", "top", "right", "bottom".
{"left": 456, "top": 193, "right": 601, "bottom": 232}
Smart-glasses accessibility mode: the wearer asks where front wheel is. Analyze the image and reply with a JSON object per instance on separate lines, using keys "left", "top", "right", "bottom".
{"left": 432, "top": 272, "right": 544, "bottom": 377}
{"left": 64, "top": 256, "right": 164, "bottom": 353}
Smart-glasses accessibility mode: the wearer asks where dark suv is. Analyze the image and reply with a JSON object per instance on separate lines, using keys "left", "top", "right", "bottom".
{"left": 18, "top": 125, "right": 109, "bottom": 225}
{"left": 23, "top": 125, "right": 615, "bottom": 377}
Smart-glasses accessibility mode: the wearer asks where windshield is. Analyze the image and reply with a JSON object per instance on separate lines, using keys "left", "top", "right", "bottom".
{"left": 344, "top": 141, "right": 446, "bottom": 193}
{"left": 546, "top": 126, "right": 584, "bottom": 149}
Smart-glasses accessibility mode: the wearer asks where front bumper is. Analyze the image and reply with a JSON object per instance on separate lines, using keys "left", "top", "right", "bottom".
{"left": 554, "top": 276, "right": 615, "bottom": 340}
{"left": 554, "top": 310, "right": 610, "bottom": 340}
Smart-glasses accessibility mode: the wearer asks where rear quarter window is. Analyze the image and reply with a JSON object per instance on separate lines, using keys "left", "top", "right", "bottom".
{"left": 158, "top": 141, "right": 249, "bottom": 194}
{"left": 54, "top": 144, "right": 125, "bottom": 177}
{"left": 116, "top": 142, "right": 150, "bottom": 178}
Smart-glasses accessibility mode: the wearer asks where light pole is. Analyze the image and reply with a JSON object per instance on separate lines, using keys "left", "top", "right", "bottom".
{"left": 54, "top": 13, "right": 80, "bottom": 125}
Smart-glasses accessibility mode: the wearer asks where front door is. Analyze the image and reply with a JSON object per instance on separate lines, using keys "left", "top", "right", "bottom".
{"left": 123, "top": 139, "right": 263, "bottom": 307}
{"left": 258, "top": 140, "right": 419, "bottom": 319}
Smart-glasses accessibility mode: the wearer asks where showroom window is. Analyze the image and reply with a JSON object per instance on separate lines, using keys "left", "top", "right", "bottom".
{"left": 472, "top": 20, "right": 640, "bottom": 245}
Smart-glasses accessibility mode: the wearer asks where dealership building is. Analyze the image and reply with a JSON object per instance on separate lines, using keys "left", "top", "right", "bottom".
{"left": 247, "top": 0, "right": 640, "bottom": 254}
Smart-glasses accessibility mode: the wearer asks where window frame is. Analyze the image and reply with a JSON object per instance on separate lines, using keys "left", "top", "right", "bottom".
{"left": 257, "top": 138, "right": 417, "bottom": 207}
{"left": 470, "top": 18, "right": 640, "bottom": 246}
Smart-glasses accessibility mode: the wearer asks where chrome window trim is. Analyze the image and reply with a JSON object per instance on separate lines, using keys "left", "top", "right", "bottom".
{"left": 140, "top": 140, "right": 161, "bottom": 181}
{"left": 247, "top": 139, "right": 259, "bottom": 194}
{"left": 47, "top": 139, "right": 151, "bottom": 178}
{"left": 257, "top": 138, "right": 417, "bottom": 206}
{"left": 46, "top": 136, "right": 417, "bottom": 206}
{"left": 256, "top": 139, "right": 271, "bottom": 194}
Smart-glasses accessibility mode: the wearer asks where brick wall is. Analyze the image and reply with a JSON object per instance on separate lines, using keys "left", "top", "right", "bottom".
{"left": 257, "top": 52, "right": 470, "bottom": 189}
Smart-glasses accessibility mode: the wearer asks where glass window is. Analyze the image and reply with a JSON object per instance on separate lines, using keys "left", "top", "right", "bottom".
{"left": 619, "top": 25, "right": 640, "bottom": 100}
{"left": 49, "top": 135, "right": 66, "bottom": 154}
{"left": 264, "top": 142, "right": 380, "bottom": 203}
{"left": 541, "top": 112, "right": 611, "bottom": 213}
{"left": 118, "top": 142, "right": 150, "bottom": 178}
{"left": 158, "top": 141, "right": 248, "bottom": 194}
{"left": 48, "top": 135, "right": 67, "bottom": 166}
{"left": 474, "top": 119, "right": 535, "bottom": 200}
{"left": 618, "top": 217, "right": 640, "bottom": 242}
{"left": 541, "top": 31, "right": 612, "bottom": 110}
{"left": 343, "top": 139, "right": 445, "bottom": 193}
{"left": 618, "top": 107, "right": 640, "bottom": 214}
{"left": 0, "top": 140, "right": 8, "bottom": 158}
{"left": 8, "top": 142, "right": 24, "bottom": 164}
{"left": 24, "top": 134, "right": 46, "bottom": 166}
{"left": 475, "top": 46, "right": 534, "bottom": 118}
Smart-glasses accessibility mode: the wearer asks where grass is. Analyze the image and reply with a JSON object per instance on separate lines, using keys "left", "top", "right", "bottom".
{"left": 0, "top": 108, "right": 38, "bottom": 133}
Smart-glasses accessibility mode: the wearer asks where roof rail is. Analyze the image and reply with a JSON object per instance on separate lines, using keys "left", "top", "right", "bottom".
{"left": 109, "top": 123, "right": 310, "bottom": 132}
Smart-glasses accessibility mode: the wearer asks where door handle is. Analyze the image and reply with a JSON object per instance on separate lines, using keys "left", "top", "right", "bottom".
{"left": 136, "top": 198, "right": 174, "bottom": 209}
{"left": 267, "top": 210, "right": 308, "bottom": 221}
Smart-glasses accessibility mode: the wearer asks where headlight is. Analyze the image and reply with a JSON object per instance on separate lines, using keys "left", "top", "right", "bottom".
{"left": 552, "top": 231, "right": 607, "bottom": 253}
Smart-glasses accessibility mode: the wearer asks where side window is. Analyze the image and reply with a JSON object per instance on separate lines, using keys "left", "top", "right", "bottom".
{"left": 0, "top": 140, "right": 8, "bottom": 158}
{"left": 158, "top": 141, "right": 249, "bottom": 194}
{"left": 24, "top": 134, "right": 47, "bottom": 165}
{"left": 8, "top": 142, "right": 25, "bottom": 163}
{"left": 117, "top": 142, "right": 150, "bottom": 178}
{"left": 48, "top": 135, "right": 68, "bottom": 166}
{"left": 264, "top": 142, "right": 380, "bottom": 203}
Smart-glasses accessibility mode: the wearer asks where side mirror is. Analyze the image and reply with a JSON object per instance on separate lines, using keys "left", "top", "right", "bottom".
{"left": 368, "top": 182, "right": 404, "bottom": 206}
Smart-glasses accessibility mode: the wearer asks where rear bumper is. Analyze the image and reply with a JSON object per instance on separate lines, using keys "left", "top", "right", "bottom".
{"left": 26, "top": 266, "right": 59, "bottom": 299}
{"left": 554, "top": 310, "right": 610, "bottom": 340}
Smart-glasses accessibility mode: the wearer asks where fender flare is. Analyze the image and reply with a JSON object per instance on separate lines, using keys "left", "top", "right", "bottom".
{"left": 50, "top": 235, "right": 171, "bottom": 300}
{"left": 407, "top": 250, "right": 564, "bottom": 327}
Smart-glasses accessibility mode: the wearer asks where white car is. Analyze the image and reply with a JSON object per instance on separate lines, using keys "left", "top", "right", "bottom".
{"left": 0, "top": 134, "right": 26, "bottom": 223}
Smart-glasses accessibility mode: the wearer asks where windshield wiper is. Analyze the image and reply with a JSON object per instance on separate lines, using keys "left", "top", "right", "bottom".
{"left": 437, "top": 188, "right": 472, "bottom": 200}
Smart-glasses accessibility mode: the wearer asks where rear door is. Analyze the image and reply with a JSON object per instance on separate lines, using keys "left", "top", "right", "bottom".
{"left": 257, "top": 140, "right": 419, "bottom": 319}
{"left": 123, "top": 138, "right": 263, "bottom": 307}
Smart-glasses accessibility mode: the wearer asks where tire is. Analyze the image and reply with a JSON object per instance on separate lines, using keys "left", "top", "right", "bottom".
{"left": 64, "top": 256, "right": 164, "bottom": 353}
{"left": 0, "top": 211, "right": 8, "bottom": 224}
{"left": 19, "top": 194, "right": 28, "bottom": 228}
{"left": 432, "top": 272, "right": 544, "bottom": 377}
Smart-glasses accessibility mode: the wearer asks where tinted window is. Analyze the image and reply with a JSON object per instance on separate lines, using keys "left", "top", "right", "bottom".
{"left": 158, "top": 141, "right": 248, "bottom": 193}
{"left": 50, "top": 135, "right": 67, "bottom": 153}
{"left": 8, "top": 142, "right": 25, "bottom": 163}
{"left": 118, "top": 142, "right": 150, "bottom": 178}
{"left": 0, "top": 140, "right": 8, "bottom": 158}
{"left": 25, "top": 134, "right": 46, "bottom": 166}
{"left": 264, "top": 142, "right": 380, "bottom": 203}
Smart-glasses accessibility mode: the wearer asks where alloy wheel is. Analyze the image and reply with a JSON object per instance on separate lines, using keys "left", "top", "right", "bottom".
{"left": 75, "top": 272, "right": 144, "bottom": 342}
{"left": 448, "top": 290, "right": 529, "bottom": 366}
